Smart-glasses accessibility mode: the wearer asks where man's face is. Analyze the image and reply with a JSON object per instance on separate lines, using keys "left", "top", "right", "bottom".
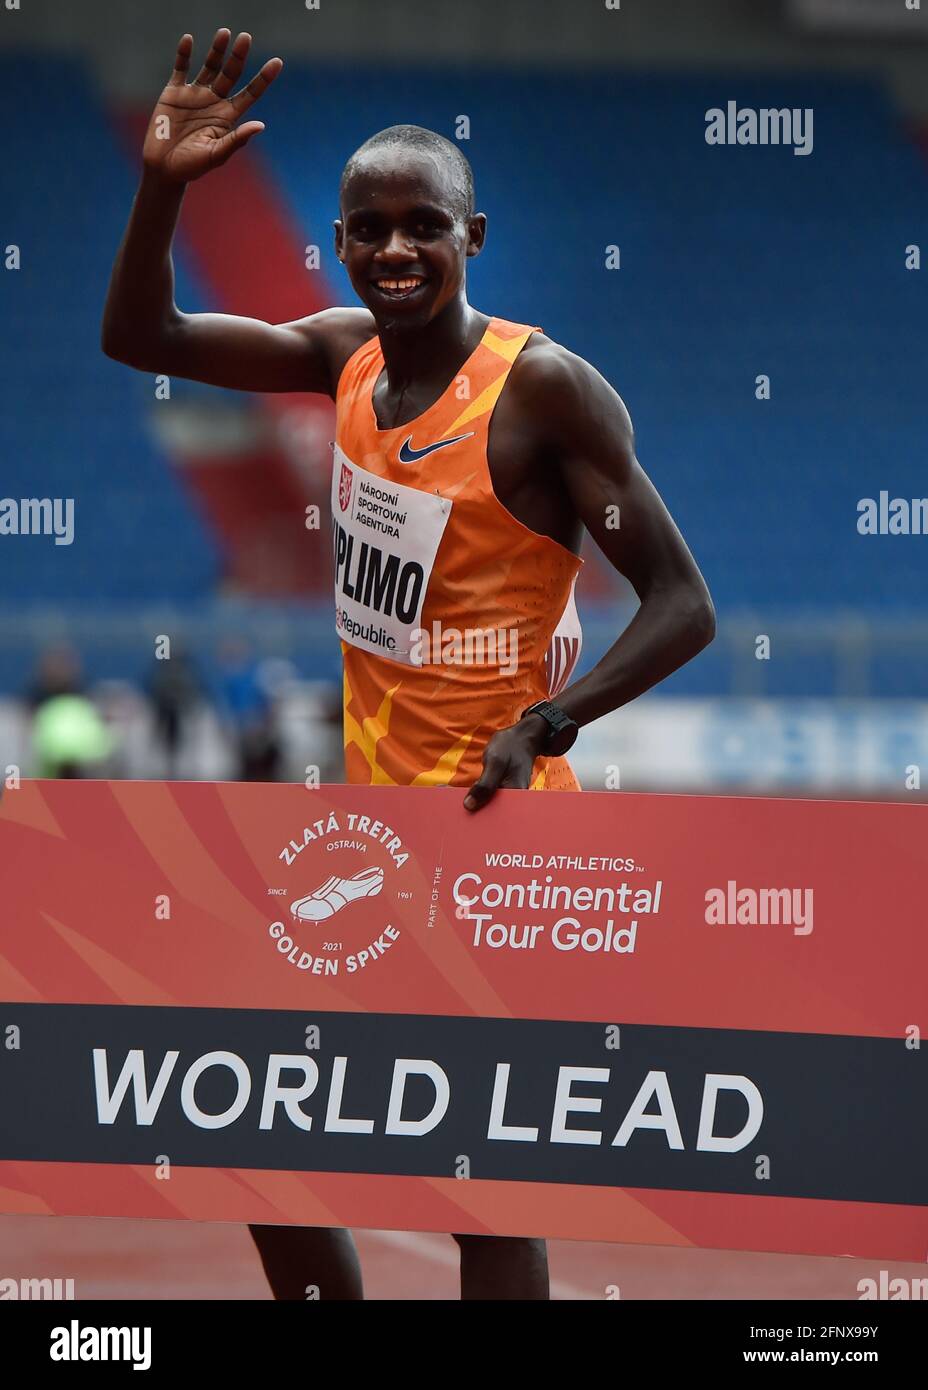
{"left": 335, "top": 150, "right": 485, "bottom": 330}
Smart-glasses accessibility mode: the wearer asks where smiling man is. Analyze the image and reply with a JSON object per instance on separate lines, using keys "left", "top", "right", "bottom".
{"left": 103, "top": 29, "right": 715, "bottom": 1301}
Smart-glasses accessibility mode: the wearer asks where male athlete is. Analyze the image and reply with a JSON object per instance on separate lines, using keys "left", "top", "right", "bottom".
{"left": 103, "top": 30, "right": 716, "bottom": 1301}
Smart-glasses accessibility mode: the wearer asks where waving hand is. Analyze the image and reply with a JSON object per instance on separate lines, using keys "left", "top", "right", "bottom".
{"left": 142, "top": 29, "right": 282, "bottom": 183}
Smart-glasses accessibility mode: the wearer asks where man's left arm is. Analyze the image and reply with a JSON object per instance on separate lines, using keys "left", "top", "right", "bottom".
{"left": 464, "top": 347, "right": 715, "bottom": 810}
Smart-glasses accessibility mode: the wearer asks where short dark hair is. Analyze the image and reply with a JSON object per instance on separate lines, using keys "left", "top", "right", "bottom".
{"left": 340, "top": 124, "right": 475, "bottom": 219}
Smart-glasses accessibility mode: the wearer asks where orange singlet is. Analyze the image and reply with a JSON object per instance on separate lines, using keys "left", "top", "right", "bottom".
{"left": 332, "top": 316, "right": 583, "bottom": 790}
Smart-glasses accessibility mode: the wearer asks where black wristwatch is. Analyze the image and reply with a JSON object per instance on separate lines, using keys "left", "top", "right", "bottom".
{"left": 520, "top": 699, "right": 579, "bottom": 757}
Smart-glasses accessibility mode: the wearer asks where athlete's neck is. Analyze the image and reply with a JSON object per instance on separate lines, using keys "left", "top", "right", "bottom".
{"left": 377, "top": 296, "right": 489, "bottom": 394}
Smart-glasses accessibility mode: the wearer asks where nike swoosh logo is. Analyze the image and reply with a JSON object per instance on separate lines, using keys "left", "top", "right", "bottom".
{"left": 397, "top": 432, "right": 475, "bottom": 463}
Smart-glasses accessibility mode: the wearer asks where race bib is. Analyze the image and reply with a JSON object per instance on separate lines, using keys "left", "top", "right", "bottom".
{"left": 331, "top": 445, "right": 452, "bottom": 664}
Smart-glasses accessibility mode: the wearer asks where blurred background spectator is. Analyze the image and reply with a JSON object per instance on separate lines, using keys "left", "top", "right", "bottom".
{"left": 216, "top": 636, "right": 281, "bottom": 782}
{"left": 148, "top": 643, "right": 202, "bottom": 777}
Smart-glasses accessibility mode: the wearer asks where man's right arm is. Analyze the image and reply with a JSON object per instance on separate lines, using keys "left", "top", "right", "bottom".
{"left": 101, "top": 29, "right": 373, "bottom": 398}
{"left": 101, "top": 170, "right": 371, "bottom": 396}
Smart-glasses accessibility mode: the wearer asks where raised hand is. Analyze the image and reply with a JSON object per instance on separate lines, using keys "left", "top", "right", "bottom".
{"left": 142, "top": 29, "right": 283, "bottom": 183}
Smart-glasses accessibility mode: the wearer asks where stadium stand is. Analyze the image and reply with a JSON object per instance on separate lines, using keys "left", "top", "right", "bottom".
{"left": 2, "top": 62, "right": 927, "bottom": 696}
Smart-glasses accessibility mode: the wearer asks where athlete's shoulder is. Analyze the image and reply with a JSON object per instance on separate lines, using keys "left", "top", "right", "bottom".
{"left": 292, "top": 306, "right": 377, "bottom": 397}
{"left": 505, "top": 332, "right": 633, "bottom": 440}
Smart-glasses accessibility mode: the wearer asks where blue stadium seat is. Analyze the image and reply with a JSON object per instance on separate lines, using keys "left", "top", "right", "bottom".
{"left": 0, "top": 57, "right": 222, "bottom": 612}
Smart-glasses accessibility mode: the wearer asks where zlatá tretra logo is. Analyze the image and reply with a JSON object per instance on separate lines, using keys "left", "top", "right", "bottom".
{"left": 267, "top": 809, "right": 410, "bottom": 978}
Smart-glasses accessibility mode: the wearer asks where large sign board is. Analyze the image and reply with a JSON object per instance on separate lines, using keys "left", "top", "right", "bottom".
{"left": 0, "top": 781, "right": 924, "bottom": 1258}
